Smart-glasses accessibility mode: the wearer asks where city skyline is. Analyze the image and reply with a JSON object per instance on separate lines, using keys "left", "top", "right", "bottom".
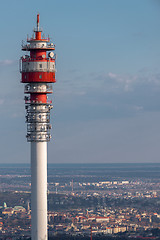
{"left": 0, "top": 0, "right": 160, "bottom": 163}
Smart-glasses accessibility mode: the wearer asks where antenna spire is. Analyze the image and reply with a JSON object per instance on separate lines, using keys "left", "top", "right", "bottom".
{"left": 37, "top": 13, "right": 40, "bottom": 31}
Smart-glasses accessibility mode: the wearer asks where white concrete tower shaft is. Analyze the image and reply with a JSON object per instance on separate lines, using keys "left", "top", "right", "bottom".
{"left": 31, "top": 142, "right": 47, "bottom": 240}
{"left": 20, "top": 14, "right": 56, "bottom": 240}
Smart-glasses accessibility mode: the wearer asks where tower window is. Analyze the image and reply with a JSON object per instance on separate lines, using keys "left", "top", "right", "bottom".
{"left": 39, "top": 75, "right": 42, "bottom": 79}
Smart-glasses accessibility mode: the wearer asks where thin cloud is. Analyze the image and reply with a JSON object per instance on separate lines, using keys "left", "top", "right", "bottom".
{"left": 133, "top": 105, "right": 144, "bottom": 111}
{"left": 92, "top": 72, "right": 138, "bottom": 93}
{"left": 57, "top": 69, "right": 160, "bottom": 119}
{"left": 0, "top": 60, "right": 15, "bottom": 66}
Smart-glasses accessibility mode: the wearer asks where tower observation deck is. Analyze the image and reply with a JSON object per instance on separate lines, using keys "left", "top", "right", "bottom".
{"left": 20, "top": 14, "right": 56, "bottom": 240}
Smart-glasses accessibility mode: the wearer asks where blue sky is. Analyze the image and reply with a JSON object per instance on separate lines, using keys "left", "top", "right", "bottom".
{"left": 0, "top": 0, "right": 160, "bottom": 163}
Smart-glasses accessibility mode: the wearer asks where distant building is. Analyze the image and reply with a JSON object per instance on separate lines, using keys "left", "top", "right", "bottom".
{"left": 2, "top": 207, "right": 14, "bottom": 216}
{"left": 96, "top": 216, "right": 109, "bottom": 222}
{"left": 3, "top": 202, "right": 7, "bottom": 208}
{"left": 13, "top": 206, "right": 26, "bottom": 214}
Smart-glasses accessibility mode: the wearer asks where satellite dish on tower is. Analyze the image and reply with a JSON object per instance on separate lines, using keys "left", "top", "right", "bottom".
{"left": 48, "top": 52, "right": 54, "bottom": 58}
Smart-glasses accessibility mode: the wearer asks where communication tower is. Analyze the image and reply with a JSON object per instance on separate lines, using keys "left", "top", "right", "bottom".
{"left": 20, "top": 14, "right": 56, "bottom": 240}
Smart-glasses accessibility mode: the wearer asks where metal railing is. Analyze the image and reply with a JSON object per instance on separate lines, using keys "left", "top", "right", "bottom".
{"left": 25, "top": 99, "right": 52, "bottom": 104}
{"left": 22, "top": 43, "right": 55, "bottom": 50}
{"left": 26, "top": 133, "right": 51, "bottom": 142}
{"left": 24, "top": 83, "right": 53, "bottom": 93}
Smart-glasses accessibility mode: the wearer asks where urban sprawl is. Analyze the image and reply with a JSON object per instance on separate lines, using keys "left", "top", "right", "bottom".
{"left": 0, "top": 170, "right": 160, "bottom": 239}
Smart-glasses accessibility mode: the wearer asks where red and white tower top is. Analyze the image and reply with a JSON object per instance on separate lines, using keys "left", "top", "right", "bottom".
{"left": 22, "top": 14, "right": 56, "bottom": 84}
{"left": 21, "top": 14, "right": 56, "bottom": 142}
